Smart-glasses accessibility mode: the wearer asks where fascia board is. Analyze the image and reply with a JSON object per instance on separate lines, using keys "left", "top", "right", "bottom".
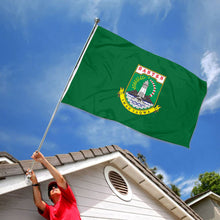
{"left": 188, "top": 191, "right": 220, "bottom": 206}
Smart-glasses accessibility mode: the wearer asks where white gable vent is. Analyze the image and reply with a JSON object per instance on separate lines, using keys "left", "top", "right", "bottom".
{"left": 104, "top": 166, "right": 132, "bottom": 201}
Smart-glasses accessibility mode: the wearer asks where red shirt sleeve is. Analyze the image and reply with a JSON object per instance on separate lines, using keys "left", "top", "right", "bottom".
{"left": 58, "top": 183, "right": 77, "bottom": 204}
{"left": 38, "top": 203, "right": 50, "bottom": 220}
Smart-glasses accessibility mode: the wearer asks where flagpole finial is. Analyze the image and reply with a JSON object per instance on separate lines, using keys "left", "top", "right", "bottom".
{"left": 94, "top": 17, "right": 100, "bottom": 24}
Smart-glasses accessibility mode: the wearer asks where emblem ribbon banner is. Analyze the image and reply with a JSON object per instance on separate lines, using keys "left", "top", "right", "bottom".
{"left": 118, "top": 88, "right": 161, "bottom": 115}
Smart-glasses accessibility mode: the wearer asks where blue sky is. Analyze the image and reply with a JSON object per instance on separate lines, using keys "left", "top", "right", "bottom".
{"left": 0, "top": 0, "right": 220, "bottom": 200}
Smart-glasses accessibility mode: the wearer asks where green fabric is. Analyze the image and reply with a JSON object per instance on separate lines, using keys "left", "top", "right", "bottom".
{"left": 62, "top": 26, "right": 207, "bottom": 148}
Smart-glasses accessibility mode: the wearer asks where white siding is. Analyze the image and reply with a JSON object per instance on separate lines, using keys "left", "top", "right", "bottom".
{"left": 66, "top": 162, "right": 178, "bottom": 220}
{"left": 0, "top": 162, "right": 179, "bottom": 220}
{"left": 0, "top": 186, "right": 43, "bottom": 220}
{"left": 191, "top": 198, "right": 220, "bottom": 220}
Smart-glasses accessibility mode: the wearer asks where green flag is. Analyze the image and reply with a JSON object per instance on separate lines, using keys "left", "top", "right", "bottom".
{"left": 62, "top": 26, "right": 207, "bottom": 148}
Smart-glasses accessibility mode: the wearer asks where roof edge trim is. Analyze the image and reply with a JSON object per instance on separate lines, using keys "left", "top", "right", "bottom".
{"left": 188, "top": 191, "right": 220, "bottom": 206}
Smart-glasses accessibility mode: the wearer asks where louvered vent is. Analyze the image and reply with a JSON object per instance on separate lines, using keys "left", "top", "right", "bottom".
{"left": 109, "top": 171, "right": 128, "bottom": 195}
{"left": 104, "top": 166, "right": 132, "bottom": 201}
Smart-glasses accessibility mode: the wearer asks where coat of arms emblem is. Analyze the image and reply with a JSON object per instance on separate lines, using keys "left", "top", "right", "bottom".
{"left": 119, "top": 65, "right": 166, "bottom": 115}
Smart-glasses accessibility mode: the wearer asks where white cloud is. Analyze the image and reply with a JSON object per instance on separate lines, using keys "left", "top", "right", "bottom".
{"left": 173, "top": 176, "right": 184, "bottom": 185}
{"left": 200, "top": 51, "right": 220, "bottom": 113}
{"left": 178, "top": 178, "right": 197, "bottom": 197}
{"left": 136, "top": 0, "right": 172, "bottom": 19}
{"left": 201, "top": 51, "right": 220, "bottom": 88}
{"left": 0, "top": 0, "right": 37, "bottom": 27}
{"left": 186, "top": 1, "right": 220, "bottom": 49}
{"left": 153, "top": 167, "right": 220, "bottom": 199}
{"left": 184, "top": 1, "right": 220, "bottom": 114}
{"left": 153, "top": 167, "right": 198, "bottom": 198}
{"left": 0, "top": 0, "right": 173, "bottom": 33}
{"left": 0, "top": 0, "right": 123, "bottom": 32}
{"left": 64, "top": 110, "right": 150, "bottom": 148}
{"left": 155, "top": 167, "right": 171, "bottom": 185}
{"left": 0, "top": 130, "right": 57, "bottom": 150}
{"left": 202, "top": 90, "right": 220, "bottom": 113}
{"left": 31, "top": 55, "right": 73, "bottom": 105}
{"left": 177, "top": 169, "right": 220, "bottom": 198}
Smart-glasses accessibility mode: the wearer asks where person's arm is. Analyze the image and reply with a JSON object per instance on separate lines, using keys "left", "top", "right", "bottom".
{"left": 31, "top": 151, "right": 67, "bottom": 189}
{"left": 26, "top": 169, "right": 46, "bottom": 212}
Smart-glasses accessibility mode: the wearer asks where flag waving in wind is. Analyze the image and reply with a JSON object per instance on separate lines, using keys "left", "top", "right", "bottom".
{"left": 62, "top": 25, "right": 207, "bottom": 148}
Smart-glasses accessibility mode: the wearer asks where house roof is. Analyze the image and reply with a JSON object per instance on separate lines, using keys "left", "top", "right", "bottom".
{"left": 0, "top": 145, "right": 202, "bottom": 220}
{"left": 0, "top": 151, "right": 19, "bottom": 164}
{"left": 185, "top": 190, "right": 220, "bottom": 206}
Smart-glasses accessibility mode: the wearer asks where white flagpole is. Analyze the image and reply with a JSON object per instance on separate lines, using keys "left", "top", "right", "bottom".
{"left": 61, "top": 18, "right": 100, "bottom": 100}
{"left": 26, "top": 18, "right": 100, "bottom": 180}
